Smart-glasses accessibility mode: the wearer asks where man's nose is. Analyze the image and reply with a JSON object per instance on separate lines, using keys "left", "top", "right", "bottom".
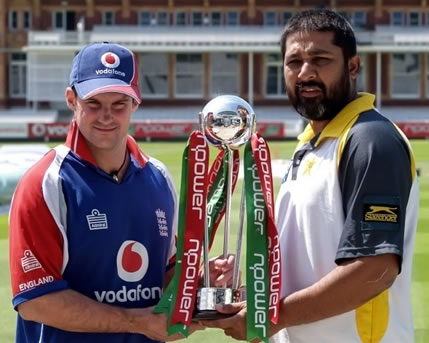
{"left": 297, "top": 62, "right": 317, "bottom": 81}
{"left": 100, "top": 106, "right": 113, "bottom": 121}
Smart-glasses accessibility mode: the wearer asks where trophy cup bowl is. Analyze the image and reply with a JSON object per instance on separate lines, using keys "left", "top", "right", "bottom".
{"left": 200, "top": 95, "right": 255, "bottom": 149}
{"left": 194, "top": 95, "right": 255, "bottom": 319}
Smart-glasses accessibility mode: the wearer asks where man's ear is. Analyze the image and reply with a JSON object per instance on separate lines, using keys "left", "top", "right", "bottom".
{"left": 131, "top": 99, "right": 139, "bottom": 113}
{"left": 65, "top": 87, "right": 77, "bottom": 111}
{"left": 348, "top": 55, "right": 361, "bottom": 80}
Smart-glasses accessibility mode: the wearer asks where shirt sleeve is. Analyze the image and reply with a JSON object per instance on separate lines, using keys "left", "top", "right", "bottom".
{"left": 336, "top": 111, "right": 413, "bottom": 270}
{"left": 9, "top": 150, "right": 68, "bottom": 309}
{"left": 148, "top": 156, "right": 177, "bottom": 271}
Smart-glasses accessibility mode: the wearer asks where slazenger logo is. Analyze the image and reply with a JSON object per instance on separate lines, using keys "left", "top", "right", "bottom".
{"left": 365, "top": 206, "right": 398, "bottom": 223}
{"left": 116, "top": 241, "right": 149, "bottom": 282}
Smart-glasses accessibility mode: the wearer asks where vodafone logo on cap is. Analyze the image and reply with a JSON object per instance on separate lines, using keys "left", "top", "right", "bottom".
{"left": 116, "top": 241, "right": 148, "bottom": 282}
{"left": 101, "top": 52, "right": 120, "bottom": 68}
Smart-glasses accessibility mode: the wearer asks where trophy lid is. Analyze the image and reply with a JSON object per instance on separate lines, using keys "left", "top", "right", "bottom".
{"left": 199, "top": 95, "right": 255, "bottom": 149}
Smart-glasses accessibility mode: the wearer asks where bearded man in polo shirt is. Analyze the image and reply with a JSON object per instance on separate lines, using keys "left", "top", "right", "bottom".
{"left": 203, "top": 9, "right": 419, "bottom": 343}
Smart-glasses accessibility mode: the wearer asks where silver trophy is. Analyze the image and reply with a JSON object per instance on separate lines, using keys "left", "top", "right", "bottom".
{"left": 195, "top": 95, "right": 255, "bottom": 319}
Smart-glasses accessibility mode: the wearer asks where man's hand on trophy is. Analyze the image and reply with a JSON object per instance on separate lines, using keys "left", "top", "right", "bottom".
{"left": 205, "top": 254, "right": 239, "bottom": 287}
{"left": 133, "top": 306, "right": 205, "bottom": 341}
{"left": 200, "top": 302, "right": 254, "bottom": 341}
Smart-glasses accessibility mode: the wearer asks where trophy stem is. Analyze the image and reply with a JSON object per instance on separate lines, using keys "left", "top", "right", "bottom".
{"left": 223, "top": 146, "right": 234, "bottom": 287}
{"left": 232, "top": 185, "right": 246, "bottom": 290}
{"left": 203, "top": 210, "right": 210, "bottom": 288}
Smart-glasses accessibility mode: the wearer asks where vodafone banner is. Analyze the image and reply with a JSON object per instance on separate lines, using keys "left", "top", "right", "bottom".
{"left": 397, "top": 122, "right": 429, "bottom": 138}
{"left": 29, "top": 122, "right": 71, "bottom": 139}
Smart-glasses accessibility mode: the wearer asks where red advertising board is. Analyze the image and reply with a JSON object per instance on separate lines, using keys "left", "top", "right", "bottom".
{"left": 26, "top": 121, "right": 286, "bottom": 140}
{"left": 132, "top": 121, "right": 285, "bottom": 139}
{"left": 255, "top": 122, "right": 284, "bottom": 138}
{"left": 28, "top": 122, "right": 71, "bottom": 139}
{"left": 131, "top": 122, "right": 198, "bottom": 139}
{"left": 396, "top": 122, "right": 429, "bottom": 139}
{"left": 0, "top": 123, "right": 28, "bottom": 138}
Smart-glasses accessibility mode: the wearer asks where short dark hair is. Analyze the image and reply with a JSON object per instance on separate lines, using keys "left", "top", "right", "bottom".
{"left": 280, "top": 9, "right": 357, "bottom": 62}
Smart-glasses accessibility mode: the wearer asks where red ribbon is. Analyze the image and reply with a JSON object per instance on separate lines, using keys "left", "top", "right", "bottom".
{"left": 250, "top": 133, "right": 282, "bottom": 324}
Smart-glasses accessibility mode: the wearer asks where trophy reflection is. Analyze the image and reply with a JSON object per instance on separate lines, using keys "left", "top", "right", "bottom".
{"left": 194, "top": 95, "right": 255, "bottom": 319}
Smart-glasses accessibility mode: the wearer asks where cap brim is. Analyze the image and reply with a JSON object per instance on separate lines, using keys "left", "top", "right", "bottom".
{"left": 74, "top": 78, "right": 142, "bottom": 104}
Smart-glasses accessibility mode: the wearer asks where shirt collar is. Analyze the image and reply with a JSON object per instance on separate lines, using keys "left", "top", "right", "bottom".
{"left": 297, "top": 92, "right": 376, "bottom": 145}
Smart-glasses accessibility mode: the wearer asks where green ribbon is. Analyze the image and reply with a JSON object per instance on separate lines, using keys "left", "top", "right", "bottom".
{"left": 244, "top": 139, "right": 270, "bottom": 343}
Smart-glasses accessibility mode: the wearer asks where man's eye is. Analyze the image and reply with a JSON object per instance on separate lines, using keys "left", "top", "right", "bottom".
{"left": 113, "top": 103, "right": 127, "bottom": 110}
{"left": 87, "top": 102, "right": 100, "bottom": 108}
{"left": 314, "top": 57, "right": 330, "bottom": 65}
{"left": 286, "top": 60, "right": 301, "bottom": 68}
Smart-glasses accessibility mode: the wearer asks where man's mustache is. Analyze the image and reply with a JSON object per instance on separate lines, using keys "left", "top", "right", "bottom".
{"left": 296, "top": 81, "right": 326, "bottom": 91}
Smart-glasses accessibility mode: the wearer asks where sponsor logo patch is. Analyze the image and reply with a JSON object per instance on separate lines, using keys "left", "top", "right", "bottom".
{"left": 364, "top": 205, "right": 399, "bottom": 223}
{"left": 362, "top": 196, "right": 400, "bottom": 231}
{"left": 86, "top": 209, "right": 108, "bottom": 230}
{"left": 155, "top": 208, "right": 168, "bottom": 237}
{"left": 21, "top": 250, "right": 42, "bottom": 273}
{"left": 101, "top": 52, "right": 120, "bottom": 68}
{"left": 116, "top": 241, "right": 149, "bottom": 282}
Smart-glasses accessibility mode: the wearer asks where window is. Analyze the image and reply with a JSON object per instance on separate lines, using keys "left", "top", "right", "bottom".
{"left": 139, "top": 11, "right": 152, "bottom": 26}
{"left": 192, "top": 12, "right": 203, "bottom": 26}
{"left": 175, "top": 54, "right": 203, "bottom": 97}
{"left": 210, "top": 53, "right": 239, "bottom": 96}
{"left": 9, "top": 10, "right": 18, "bottom": 30}
{"left": 54, "top": 11, "right": 64, "bottom": 29}
{"left": 391, "top": 53, "right": 420, "bottom": 98}
{"left": 140, "top": 53, "right": 168, "bottom": 98}
{"left": 53, "top": 11, "right": 76, "bottom": 30}
{"left": 351, "top": 11, "right": 366, "bottom": 28}
{"left": 391, "top": 11, "right": 404, "bottom": 26}
{"left": 9, "top": 53, "right": 27, "bottom": 98}
{"left": 23, "top": 11, "right": 31, "bottom": 30}
{"left": 157, "top": 12, "right": 168, "bottom": 26}
{"left": 226, "top": 11, "right": 239, "bottom": 26}
{"left": 264, "top": 12, "right": 277, "bottom": 26}
{"left": 211, "top": 11, "right": 222, "bottom": 26}
{"left": 265, "top": 54, "right": 286, "bottom": 97}
{"left": 281, "top": 11, "right": 294, "bottom": 26}
{"left": 408, "top": 12, "right": 420, "bottom": 26}
{"left": 175, "top": 12, "right": 186, "bottom": 25}
{"left": 103, "top": 11, "right": 115, "bottom": 25}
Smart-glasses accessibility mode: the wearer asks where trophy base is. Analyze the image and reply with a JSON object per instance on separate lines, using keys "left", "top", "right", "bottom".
{"left": 193, "top": 287, "right": 246, "bottom": 321}
{"left": 192, "top": 309, "right": 233, "bottom": 321}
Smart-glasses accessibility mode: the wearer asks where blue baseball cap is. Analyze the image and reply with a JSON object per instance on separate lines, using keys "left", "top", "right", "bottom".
{"left": 70, "top": 42, "right": 142, "bottom": 104}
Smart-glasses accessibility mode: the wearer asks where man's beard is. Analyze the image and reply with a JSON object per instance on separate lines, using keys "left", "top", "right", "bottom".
{"left": 287, "top": 70, "right": 351, "bottom": 121}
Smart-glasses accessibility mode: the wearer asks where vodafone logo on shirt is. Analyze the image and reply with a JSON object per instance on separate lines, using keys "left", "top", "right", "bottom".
{"left": 116, "top": 240, "right": 149, "bottom": 282}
